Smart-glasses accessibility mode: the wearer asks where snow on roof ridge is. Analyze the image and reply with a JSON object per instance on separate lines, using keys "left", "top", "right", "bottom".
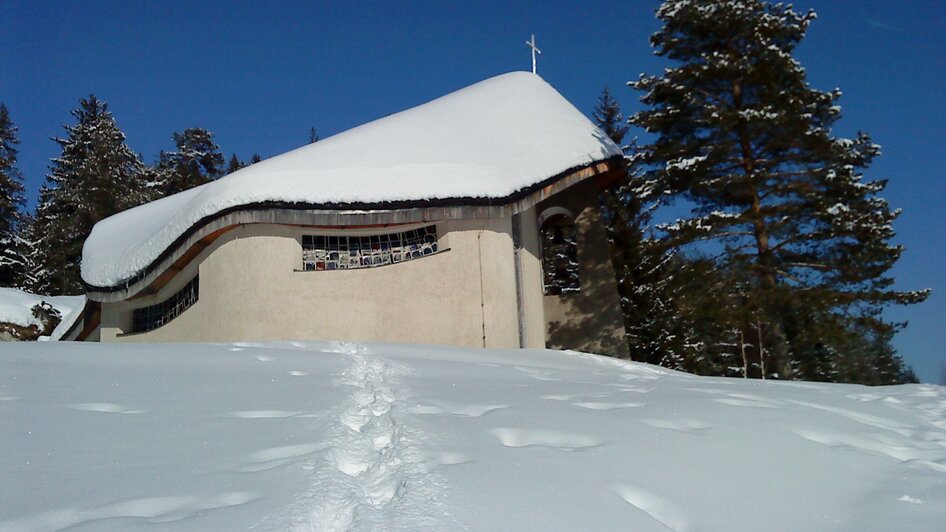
{"left": 81, "top": 71, "right": 621, "bottom": 289}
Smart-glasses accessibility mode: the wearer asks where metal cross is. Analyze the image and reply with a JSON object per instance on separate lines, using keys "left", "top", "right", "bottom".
{"left": 526, "top": 34, "right": 541, "bottom": 74}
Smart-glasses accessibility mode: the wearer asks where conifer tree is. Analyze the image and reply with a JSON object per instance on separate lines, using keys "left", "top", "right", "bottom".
{"left": 630, "top": 0, "right": 928, "bottom": 380}
{"left": 226, "top": 153, "right": 244, "bottom": 174}
{"left": 309, "top": 127, "right": 319, "bottom": 144}
{"left": 158, "top": 128, "right": 224, "bottom": 195}
{"left": 0, "top": 104, "right": 29, "bottom": 287}
{"left": 593, "top": 89, "right": 629, "bottom": 146}
{"left": 593, "top": 88, "right": 703, "bottom": 369}
{"left": 31, "top": 95, "right": 146, "bottom": 294}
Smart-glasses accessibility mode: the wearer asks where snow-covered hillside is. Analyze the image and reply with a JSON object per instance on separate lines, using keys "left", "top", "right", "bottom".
{"left": 1, "top": 341, "right": 943, "bottom": 531}
{"left": 0, "top": 288, "right": 84, "bottom": 335}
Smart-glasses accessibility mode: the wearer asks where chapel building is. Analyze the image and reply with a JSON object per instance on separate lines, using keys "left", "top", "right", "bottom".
{"left": 62, "top": 72, "right": 629, "bottom": 357}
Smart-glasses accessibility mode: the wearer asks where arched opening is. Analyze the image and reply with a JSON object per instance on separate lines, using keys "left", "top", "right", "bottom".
{"left": 539, "top": 207, "right": 579, "bottom": 295}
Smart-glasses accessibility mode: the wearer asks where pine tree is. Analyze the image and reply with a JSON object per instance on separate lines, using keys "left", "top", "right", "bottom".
{"left": 30, "top": 95, "right": 146, "bottom": 295}
{"left": 309, "top": 127, "right": 319, "bottom": 144}
{"left": 593, "top": 88, "right": 696, "bottom": 368}
{"left": 593, "top": 89, "right": 629, "bottom": 146}
{"left": 0, "top": 104, "right": 29, "bottom": 287}
{"left": 158, "top": 128, "right": 224, "bottom": 195}
{"left": 630, "top": 0, "right": 929, "bottom": 381}
{"left": 226, "top": 153, "right": 244, "bottom": 174}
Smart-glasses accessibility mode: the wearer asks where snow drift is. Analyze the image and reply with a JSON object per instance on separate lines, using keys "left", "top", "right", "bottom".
{"left": 81, "top": 72, "right": 621, "bottom": 289}
{"left": 0, "top": 287, "right": 83, "bottom": 334}
{"left": 1, "top": 341, "right": 943, "bottom": 531}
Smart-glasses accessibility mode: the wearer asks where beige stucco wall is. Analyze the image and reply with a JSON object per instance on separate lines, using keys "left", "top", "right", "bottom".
{"left": 515, "top": 206, "right": 546, "bottom": 348}
{"left": 540, "top": 181, "right": 629, "bottom": 358}
{"left": 100, "top": 219, "right": 532, "bottom": 349}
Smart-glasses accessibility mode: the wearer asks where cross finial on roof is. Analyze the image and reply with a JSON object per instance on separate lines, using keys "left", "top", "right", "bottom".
{"left": 526, "top": 34, "right": 541, "bottom": 74}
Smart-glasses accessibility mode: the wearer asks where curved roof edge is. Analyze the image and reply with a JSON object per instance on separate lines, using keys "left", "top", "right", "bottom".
{"left": 84, "top": 156, "right": 624, "bottom": 301}
{"left": 82, "top": 71, "right": 622, "bottom": 292}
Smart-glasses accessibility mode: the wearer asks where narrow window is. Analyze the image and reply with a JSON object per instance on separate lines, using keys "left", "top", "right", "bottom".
{"left": 541, "top": 215, "right": 579, "bottom": 295}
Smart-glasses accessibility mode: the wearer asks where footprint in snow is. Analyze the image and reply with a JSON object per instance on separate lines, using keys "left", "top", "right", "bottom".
{"left": 619, "top": 373, "right": 659, "bottom": 382}
{"left": 572, "top": 401, "right": 643, "bottom": 410}
{"left": 792, "top": 429, "right": 946, "bottom": 470}
{"left": 255, "top": 355, "right": 277, "bottom": 362}
{"left": 513, "top": 366, "right": 562, "bottom": 382}
{"left": 640, "top": 418, "right": 710, "bottom": 434}
{"left": 0, "top": 396, "right": 19, "bottom": 401}
{"left": 420, "top": 451, "right": 473, "bottom": 473}
{"left": 489, "top": 428, "right": 602, "bottom": 450}
{"left": 542, "top": 394, "right": 580, "bottom": 401}
{"left": 614, "top": 484, "right": 690, "bottom": 531}
{"left": 685, "top": 387, "right": 729, "bottom": 395}
{"left": 714, "top": 393, "right": 781, "bottom": 409}
{"left": 910, "top": 387, "right": 940, "bottom": 398}
{"left": 605, "top": 384, "right": 654, "bottom": 394}
{"left": 68, "top": 403, "right": 145, "bottom": 414}
{"left": 228, "top": 410, "right": 302, "bottom": 419}
{"left": 238, "top": 442, "right": 327, "bottom": 472}
{"left": 233, "top": 341, "right": 264, "bottom": 348}
{"left": 289, "top": 370, "right": 309, "bottom": 376}
{"left": 714, "top": 398, "right": 777, "bottom": 408}
{"left": 787, "top": 400, "right": 913, "bottom": 435}
{"left": 432, "top": 452, "right": 472, "bottom": 465}
{"left": 1, "top": 492, "right": 259, "bottom": 530}
{"left": 847, "top": 393, "right": 884, "bottom": 402}
{"left": 408, "top": 402, "right": 508, "bottom": 417}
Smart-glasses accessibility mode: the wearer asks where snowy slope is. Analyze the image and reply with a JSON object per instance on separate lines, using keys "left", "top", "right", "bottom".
{"left": 1, "top": 341, "right": 944, "bottom": 531}
{"left": 0, "top": 288, "right": 84, "bottom": 330}
{"left": 81, "top": 72, "right": 621, "bottom": 288}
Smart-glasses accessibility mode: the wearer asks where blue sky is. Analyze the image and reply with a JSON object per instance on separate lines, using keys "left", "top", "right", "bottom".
{"left": 2, "top": 1, "right": 944, "bottom": 382}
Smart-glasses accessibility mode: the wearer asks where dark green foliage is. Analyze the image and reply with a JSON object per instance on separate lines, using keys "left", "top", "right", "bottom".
{"left": 30, "top": 95, "right": 147, "bottom": 294}
{"left": 593, "top": 88, "right": 707, "bottom": 372}
{"left": 0, "top": 104, "right": 29, "bottom": 287}
{"left": 593, "top": 89, "right": 629, "bottom": 145}
{"left": 157, "top": 128, "right": 224, "bottom": 195}
{"left": 622, "top": 0, "right": 927, "bottom": 383}
{"left": 226, "top": 153, "right": 244, "bottom": 174}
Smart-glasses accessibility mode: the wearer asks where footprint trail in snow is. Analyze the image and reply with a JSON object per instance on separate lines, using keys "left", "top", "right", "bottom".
{"left": 262, "top": 343, "right": 450, "bottom": 532}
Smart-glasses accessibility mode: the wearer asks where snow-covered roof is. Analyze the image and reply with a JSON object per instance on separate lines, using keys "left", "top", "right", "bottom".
{"left": 81, "top": 72, "right": 620, "bottom": 289}
{"left": 48, "top": 295, "right": 87, "bottom": 341}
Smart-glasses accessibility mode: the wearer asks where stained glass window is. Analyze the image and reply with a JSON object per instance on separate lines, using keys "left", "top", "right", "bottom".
{"left": 302, "top": 225, "right": 439, "bottom": 271}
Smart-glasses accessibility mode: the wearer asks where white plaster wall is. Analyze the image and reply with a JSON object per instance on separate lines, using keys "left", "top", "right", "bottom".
{"left": 103, "top": 219, "right": 531, "bottom": 349}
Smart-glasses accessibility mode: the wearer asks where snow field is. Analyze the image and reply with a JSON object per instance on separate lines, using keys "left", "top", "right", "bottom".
{"left": 1, "top": 341, "right": 945, "bottom": 531}
{"left": 0, "top": 288, "right": 83, "bottom": 331}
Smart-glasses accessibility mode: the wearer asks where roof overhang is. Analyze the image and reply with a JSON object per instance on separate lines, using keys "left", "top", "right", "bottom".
{"left": 84, "top": 156, "right": 625, "bottom": 303}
